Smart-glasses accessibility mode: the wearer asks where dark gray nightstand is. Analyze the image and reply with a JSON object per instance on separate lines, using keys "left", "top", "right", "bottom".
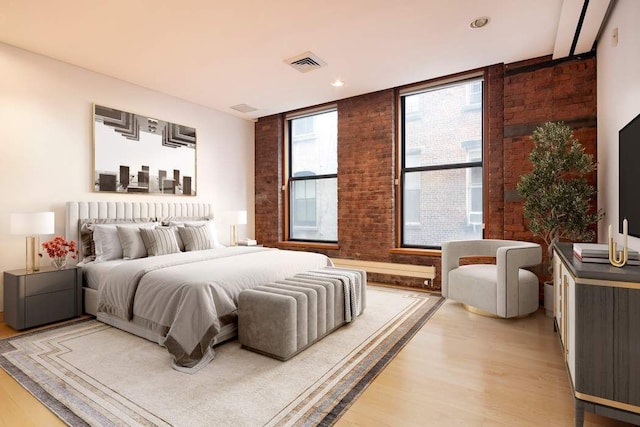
{"left": 3, "top": 266, "right": 82, "bottom": 330}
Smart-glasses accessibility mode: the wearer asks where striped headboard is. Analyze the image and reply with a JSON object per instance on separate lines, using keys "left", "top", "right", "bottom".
{"left": 65, "top": 201, "right": 215, "bottom": 244}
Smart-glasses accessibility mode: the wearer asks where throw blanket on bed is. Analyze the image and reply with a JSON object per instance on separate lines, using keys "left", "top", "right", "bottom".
{"left": 96, "top": 247, "right": 332, "bottom": 373}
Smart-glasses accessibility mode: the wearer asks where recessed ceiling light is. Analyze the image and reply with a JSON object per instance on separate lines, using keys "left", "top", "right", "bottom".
{"left": 331, "top": 79, "right": 344, "bottom": 87}
{"left": 470, "top": 16, "right": 490, "bottom": 29}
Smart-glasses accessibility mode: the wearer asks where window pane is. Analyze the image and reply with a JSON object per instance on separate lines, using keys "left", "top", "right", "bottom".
{"left": 403, "top": 168, "right": 483, "bottom": 246}
{"left": 292, "top": 116, "right": 314, "bottom": 137}
{"left": 291, "top": 110, "right": 337, "bottom": 176}
{"left": 292, "top": 180, "right": 316, "bottom": 227}
{"left": 403, "top": 80, "right": 483, "bottom": 168}
{"left": 290, "top": 177, "right": 337, "bottom": 241}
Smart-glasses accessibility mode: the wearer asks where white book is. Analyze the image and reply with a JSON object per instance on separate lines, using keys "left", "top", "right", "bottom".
{"left": 573, "top": 243, "right": 639, "bottom": 258}
{"left": 238, "top": 239, "right": 258, "bottom": 246}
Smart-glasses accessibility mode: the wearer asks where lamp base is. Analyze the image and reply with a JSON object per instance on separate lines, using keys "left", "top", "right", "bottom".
{"left": 230, "top": 224, "right": 238, "bottom": 247}
{"left": 26, "top": 235, "right": 40, "bottom": 273}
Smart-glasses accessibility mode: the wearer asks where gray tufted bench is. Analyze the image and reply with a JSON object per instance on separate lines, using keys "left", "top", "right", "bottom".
{"left": 238, "top": 267, "right": 367, "bottom": 360}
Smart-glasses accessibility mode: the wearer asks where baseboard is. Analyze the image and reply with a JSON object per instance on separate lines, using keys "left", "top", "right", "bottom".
{"left": 368, "top": 281, "right": 439, "bottom": 295}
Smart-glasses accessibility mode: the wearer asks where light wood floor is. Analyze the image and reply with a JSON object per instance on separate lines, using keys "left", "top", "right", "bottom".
{"left": 0, "top": 301, "right": 634, "bottom": 427}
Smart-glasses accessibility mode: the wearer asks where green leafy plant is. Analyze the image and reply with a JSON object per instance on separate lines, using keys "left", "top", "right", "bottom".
{"left": 517, "top": 121, "right": 604, "bottom": 267}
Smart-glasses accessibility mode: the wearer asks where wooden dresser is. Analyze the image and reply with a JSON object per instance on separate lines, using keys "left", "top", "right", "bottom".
{"left": 553, "top": 242, "right": 640, "bottom": 426}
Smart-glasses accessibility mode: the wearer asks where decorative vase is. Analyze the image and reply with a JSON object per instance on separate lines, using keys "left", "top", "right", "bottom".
{"left": 51, "top": 257, "right": 67, "bottom": 270}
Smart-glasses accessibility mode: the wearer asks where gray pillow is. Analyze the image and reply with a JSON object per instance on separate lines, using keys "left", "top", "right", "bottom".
{"left": 117, "top": 226, "right": 148, "bottom": 259}
{"left": 178, "top": 225, "right": 212, "bottom": 251}
{"left": 140, "top": 227, "right": 180, "bottom": 256}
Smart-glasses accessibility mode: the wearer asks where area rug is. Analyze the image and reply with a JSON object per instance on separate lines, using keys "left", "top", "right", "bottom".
{"left": 0, "top": 286, "right": 444, "bottom": 427}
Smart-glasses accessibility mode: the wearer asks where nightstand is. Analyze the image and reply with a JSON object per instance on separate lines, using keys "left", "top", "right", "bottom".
{"left": 3, "top": 266, "right": 82, "bottom": 330}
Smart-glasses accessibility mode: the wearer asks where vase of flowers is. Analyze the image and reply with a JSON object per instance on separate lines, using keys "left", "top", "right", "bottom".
{"left": 41, "top": 236, "right": 78, "bottom": 270}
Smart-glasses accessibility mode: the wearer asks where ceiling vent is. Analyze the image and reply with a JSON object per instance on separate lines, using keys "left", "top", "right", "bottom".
{"left": 285, "top": 51, "right": 327, "bottom": 73}
{"left": 230, "top": 104, "right": 258, "bottom": 113}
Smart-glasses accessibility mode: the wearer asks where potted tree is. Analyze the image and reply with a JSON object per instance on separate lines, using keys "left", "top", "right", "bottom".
{"left": 517, "top": 121, "right": 603, "bottom": 315}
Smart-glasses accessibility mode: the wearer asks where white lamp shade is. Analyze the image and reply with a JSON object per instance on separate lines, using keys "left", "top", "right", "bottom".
{"left": 10, "top": 212, "right": 55, "bottom": 235}
{"left": 235, "top": 210, "right": 248, "bottom": 225}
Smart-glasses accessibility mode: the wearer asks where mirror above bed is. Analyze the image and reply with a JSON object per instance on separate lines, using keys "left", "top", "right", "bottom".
{"left": 93, "top": 104, "right": 197, "bottom": 196}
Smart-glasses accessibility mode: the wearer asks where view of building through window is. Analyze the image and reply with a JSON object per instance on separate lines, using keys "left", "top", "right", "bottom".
{"left": 288, "top": 109, "right": 338, "bottom": 242}
{"left": 401, "top": 78, "right": 484, "bottom": 248}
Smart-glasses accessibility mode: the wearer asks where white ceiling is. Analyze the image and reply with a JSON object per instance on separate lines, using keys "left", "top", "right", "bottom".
{"left": 0, "top": 0, "right": 612, "bottom": 121}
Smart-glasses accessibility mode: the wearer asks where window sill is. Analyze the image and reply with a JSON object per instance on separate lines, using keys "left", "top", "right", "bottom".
{"left": 277, "top": 241, "right": 340, "bottom": 251}
{"left": 389, "top": 248, "right": 441, "bottom": 257}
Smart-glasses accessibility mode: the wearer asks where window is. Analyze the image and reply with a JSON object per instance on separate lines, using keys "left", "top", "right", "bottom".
{"left": 292, "top": 173, "right": 316, "bottom": 227}
{"left": 400, "top": 78, "right": 484, "bottom": 248}
{"left": 291, "top": 116, "right": 315, "bottom": 140}
{"left": 466, "top": 81, "right": 482, "bottom": 107}
{"left": 465, "top": 143, "right": 483, "bottom": 229}
{"left": 287, "top": 109, "right": 338, "bottom": 242}
{"left": 403, "top": 148, "right": 422, "bottom": 224}
{"left": 404, "top": 96, "right": 421, "bottom": 121}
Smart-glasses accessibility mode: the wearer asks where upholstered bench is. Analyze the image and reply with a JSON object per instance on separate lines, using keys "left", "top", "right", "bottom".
{"left": 238, "top": 267, "right": 366, "bottom": 360}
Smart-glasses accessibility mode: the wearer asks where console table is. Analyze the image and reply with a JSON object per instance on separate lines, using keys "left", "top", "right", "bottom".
{"left": 553, "top": 242, "right": 640, "bottom": 426}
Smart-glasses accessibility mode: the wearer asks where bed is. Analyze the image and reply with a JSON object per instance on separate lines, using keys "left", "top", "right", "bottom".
{"left": 65, "top": 201, "right": 332, "bottom": 373}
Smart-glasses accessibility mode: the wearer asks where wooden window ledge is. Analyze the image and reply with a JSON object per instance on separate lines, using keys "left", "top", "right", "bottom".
{"left": 389, "top": 248, "right": 442, "bottom": 257}
{"left": 276, "top": 241, "right": 340, "bottom": 251}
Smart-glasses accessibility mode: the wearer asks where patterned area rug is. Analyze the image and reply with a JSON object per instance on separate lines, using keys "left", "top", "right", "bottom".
{"left": 0, "top": 286, "right": 443, "bottom": 426}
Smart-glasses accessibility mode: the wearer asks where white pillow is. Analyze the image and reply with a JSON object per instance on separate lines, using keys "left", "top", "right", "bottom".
{"left": 94, "top": 223, "right": 156, "bottom": 262}
{"left": 171, "top": 220, "right": 224, "bottom": 248}
{"left": 117, "top": 226, "right": 148, "bottom": 259}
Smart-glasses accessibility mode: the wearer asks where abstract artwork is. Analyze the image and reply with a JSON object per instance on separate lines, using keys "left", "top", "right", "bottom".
{"left": 93, "top": 104, "right": 196, "bottom": 195}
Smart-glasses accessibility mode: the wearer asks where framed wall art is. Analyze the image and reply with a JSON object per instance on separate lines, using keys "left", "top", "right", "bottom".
{"left": 93, "top": 104, "right": 197, "bottom": 196}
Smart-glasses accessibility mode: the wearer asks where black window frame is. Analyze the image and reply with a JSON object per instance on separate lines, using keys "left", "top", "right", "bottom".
{"left": 286, "top": 109, "right": 338, "bottom": 244}
{"left": 399, "top": 77, "right": 485, "bottom": 250}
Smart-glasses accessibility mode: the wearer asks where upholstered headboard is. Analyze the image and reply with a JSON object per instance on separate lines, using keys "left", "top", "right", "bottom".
{"left": 65, "top": 201, "right": 215, "bottom": 244}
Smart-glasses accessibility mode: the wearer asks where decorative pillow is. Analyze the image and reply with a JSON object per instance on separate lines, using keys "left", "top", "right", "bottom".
{"left": 93, "top": 225, "right": 125, "bottom": 262}
{"left": 172, "top": 220, "right": 224, "bottom": 248}
{"left": 140, "top": 227, "right": 180, "bottom": 256}
{"left": 178, "top": 225, "right": 212, "bottom": 251}
{"left": 93, "top": 222, "right": 157, "bottom": 262}
{"left": 80, "top": 222, "right": 97, "bottom": 262}
{"left": 156, "top": 226, "right": 185, "bottom": 251}
{"left": 117, "top": 226, "right": 149, "bottom": 259}
{"left": 79, "top": 218, "right": 155, "bottom": 262}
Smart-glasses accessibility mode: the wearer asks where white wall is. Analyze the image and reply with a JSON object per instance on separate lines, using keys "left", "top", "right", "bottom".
{"left": 597, "top": 0, "right": 640, "bottom": 250}
{"left": 0, "top": 42, "right": 255, "bottom": 310}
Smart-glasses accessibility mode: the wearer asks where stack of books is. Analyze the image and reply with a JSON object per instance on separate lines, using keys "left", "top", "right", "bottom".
{"left": 573, "top": 243, "right": 640, "bottom": 265}
{"left": 238, "top": 239, "right": 258, "bottom": 246}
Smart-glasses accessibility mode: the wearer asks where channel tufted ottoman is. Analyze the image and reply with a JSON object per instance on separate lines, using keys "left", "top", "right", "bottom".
{"left": 238, "top": 267, "right": 366, "bottom": 360}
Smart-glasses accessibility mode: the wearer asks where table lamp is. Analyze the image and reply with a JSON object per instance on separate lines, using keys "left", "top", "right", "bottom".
{"left": 10, "top": 212, "right": 55, "bottom": 273}
{"left": 229, "top": 210, "right": 247, "bottom": 246}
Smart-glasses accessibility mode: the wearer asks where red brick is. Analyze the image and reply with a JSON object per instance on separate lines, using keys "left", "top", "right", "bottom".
{"left": 254, "top": 56, "right": 598, "bottom": 293}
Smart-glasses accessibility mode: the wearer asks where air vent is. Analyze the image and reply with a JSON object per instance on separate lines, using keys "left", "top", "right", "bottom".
{"left": 230, "top": 104, "right": 258, "bottom": 113}
{"left": 285, "top": 51, "right": 327, "bottom": 73}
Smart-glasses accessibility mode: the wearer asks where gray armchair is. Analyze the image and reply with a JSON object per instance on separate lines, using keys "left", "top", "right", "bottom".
{"left": 441, "top": 239, "right": 542, "bottom": 318}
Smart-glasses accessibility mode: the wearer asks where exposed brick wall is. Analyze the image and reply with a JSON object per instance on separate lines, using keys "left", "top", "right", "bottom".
{"left": 255, "top": 114, "right": 283, "bottom": 247}
{"left": 254, "top": 55, "right": 598, "bottom": 292}
{"left": 485, "top": 64, "right": 505, "bottom": 239}
{"left": 502, "top": 56, "right": 598, "bottom": 266}
{"left": 337, "top": 90, "right": 395, "bottom": 260}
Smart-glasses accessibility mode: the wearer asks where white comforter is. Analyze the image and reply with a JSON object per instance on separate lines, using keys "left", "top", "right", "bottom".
{"left": 95, "top": 247, "right": 332, "bottom": 372}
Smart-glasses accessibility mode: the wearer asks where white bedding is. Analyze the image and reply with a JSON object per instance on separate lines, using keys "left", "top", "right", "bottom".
{"left": 87, "top": 246, "right": 332, "bottom": 372}
{"left": 81, "top": 259, "right": 126, "bottom": 290}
